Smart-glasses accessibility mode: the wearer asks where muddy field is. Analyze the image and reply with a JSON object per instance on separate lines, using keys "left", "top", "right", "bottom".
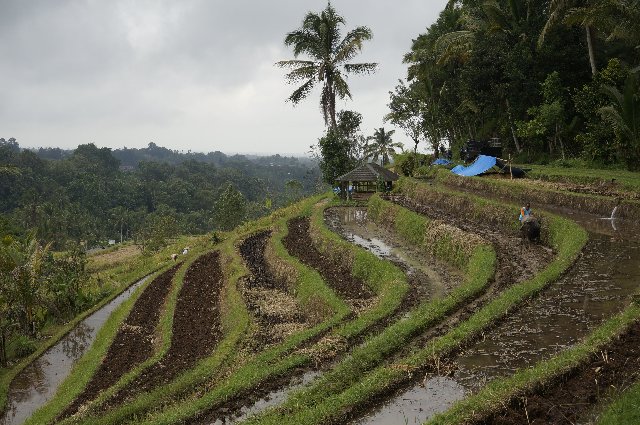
{"left": 98, "top": 250, "right": 224, "bottom": 410}
{"left": 60, "top": 263, "right": 181, "bottom": 418}
{"left": 477, "top": 320, "right": 640, "bottom": 424}
{"left": 239, "top": 230, "right": 307, "bottom": 352}
{"left": 284, "top": 216, "right": 373, "bottom": 301}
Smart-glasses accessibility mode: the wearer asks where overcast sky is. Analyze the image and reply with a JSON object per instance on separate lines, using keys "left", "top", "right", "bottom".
{"left": 0, "top": 0, "right": 448, "bottom": 156}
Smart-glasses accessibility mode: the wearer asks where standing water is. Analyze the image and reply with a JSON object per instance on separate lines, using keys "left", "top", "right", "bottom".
{"left": 356, "top": 208, "right": 640, "bottom": 424}
{"left": 0, "top": 276, "right": 150, "bottom": 425}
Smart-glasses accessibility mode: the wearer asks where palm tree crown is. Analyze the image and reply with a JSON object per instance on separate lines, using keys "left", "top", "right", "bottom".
{"left": 365, "top": 127, "right": 403, "bottom": 166}
{"left": 277, "top": 3, "right": 377, "bottom": 129}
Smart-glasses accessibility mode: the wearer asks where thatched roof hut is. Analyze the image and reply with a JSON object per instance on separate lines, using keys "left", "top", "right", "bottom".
{"left": 335, "top": 162, "right": 399, "bottom": 199}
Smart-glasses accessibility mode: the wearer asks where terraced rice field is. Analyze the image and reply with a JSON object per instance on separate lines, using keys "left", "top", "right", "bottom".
{"left": 2, "top": 173, "right": 640, "bottom": 425}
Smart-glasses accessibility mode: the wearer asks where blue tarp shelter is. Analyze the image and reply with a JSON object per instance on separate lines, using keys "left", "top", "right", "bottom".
{"left": 432, "top": 158, "right": 452, "bottom": 165}
{"left": 451, "top": 155, "right": 497, "bottom": 177}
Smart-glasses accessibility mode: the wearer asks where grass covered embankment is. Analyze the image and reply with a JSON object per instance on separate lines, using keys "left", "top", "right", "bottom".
{"left": 67, "top": 194, "right": 407, "bottom": 425}
{"left": 244, "top": 178, "right": 586, "bottom": 425}
{"left": 0, "top": 236, "right": 201, "bottom": 418}
{"left": 243, "top": 194, "right": 496, "bottom": 425}
{"left": 428, "top": 297, "right": 640, "bottom": 425}
{"left": 435, "top": 167, "right": 640, "bottom": 220}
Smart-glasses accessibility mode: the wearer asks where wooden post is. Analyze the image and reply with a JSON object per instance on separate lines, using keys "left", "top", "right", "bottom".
{"left": 509, "top": 154, "right": 513, "bottom": 180}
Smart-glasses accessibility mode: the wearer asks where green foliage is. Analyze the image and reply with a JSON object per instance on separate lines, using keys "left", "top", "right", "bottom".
{"left": 517, "top": 71, "right": 573, "bottom": 159}
{"left": 0, "top": 141, "right": 320, "bottom": 249}
{"left": 600, "top": 66, "right": 640, "bottom": 170}
{"left": 10, "top": 335, "right": 37, "bottom": 358}
{"left": 137, "top": 212, "right": 178, "bottom": 255}
{"left": 398, "top": 0, "right": 638, "bottom": 166}
{"left": 317, "top": 129, "right": 357, "bottom": 185}
{"left": 393, "top": 152, "right": 432, "bottom": 177}
{"left": 213, "top": 183, "right": 247, "bottom": 231}
{"left": 277, "top": 3, "right": 377, "bottom": 128}
{"left": 365, "top": 127, "right": 403, "bottom": 166}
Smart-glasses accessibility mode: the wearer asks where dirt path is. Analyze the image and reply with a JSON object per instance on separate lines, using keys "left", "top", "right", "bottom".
{"left": 476, "top": 320, "right": 640, "bottom": 425}
{"left": 284, "top": 216, "right": 373, "bottom": 300}
{"left": 94, "top": 251, "right": 223, "bottom": 411}
{"left": 60, "top": 263, "right": 181, "bottom": 418}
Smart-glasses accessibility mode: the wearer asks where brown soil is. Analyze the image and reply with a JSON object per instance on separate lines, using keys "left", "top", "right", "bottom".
{"left": 283, "top": 216, "right": 373, "bottom": 300}
{"left": 183, "top": 231, "right": 315, "bottom": 425}
{"left": 239, "top": 230, "right": 307, "bottom": 352}
{"left": 386, "top": 194, "right": 553, "bottom": 293}
{"left": 95, "top": 251, "right": 223, "bottom": 411}
{"left": 476, "top": 320, "right": 640, "bottom": 425}
{"left": 518, "top": 176, "right": 640, "bottom": 200}
{"left": 60, "top": 263, "right": 180, "bottom": 418}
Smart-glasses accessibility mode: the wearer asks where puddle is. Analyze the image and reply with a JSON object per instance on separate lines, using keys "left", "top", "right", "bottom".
{"left": 207, "top": 371, "right": 321, "bottom": 424}
{"left": 454, "top": 230, "right": 640, "bottom": 390}
{"left": 354, "top": 202, "right": 640, "bottom": 424}
{"left": 355, "top": 376, "right": 466, "bottom": 425}
{"left": 0, "top": 276, "right": 149, "bottom": 425}
{"left": 325, "top": 207, "right": 453, "bottom": 299}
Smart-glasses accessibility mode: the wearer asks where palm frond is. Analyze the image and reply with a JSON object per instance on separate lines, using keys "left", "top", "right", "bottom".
{"left": 275, "top": 60, "right": 316, "bottom": 70}
{"left": 538, "top": 0, "right": 572, "bottom": 48}
{"left": 344, "top": 62, "right": 377, "bottom": 75}
{"left": 284, "top": 65, "right": 319, "bottom": 84}
{"left": 434, "top": 30, "right": 475, "bottom": 65}
{"left": 333, "top": 75, "right": 352, "bottom": 100}
{"left": 288, "top": 78, "right": 316, "bottom": 105}
{"left": 334, "top": 26, "right": 373, "bottom": 63}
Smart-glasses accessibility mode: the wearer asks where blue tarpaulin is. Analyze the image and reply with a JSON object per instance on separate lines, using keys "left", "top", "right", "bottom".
{"left": 432, "top": 158, "right": 452, "bottom": 165}
{"left": 451, "top": 155, "right": 497, "bottom": 176}
{"left": 450, "top": 165, "right": 465, "bottom": 174}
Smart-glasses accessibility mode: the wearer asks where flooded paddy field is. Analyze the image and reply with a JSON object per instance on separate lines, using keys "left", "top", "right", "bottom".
{"left": 0, "top": 276, "right": 150, "bottom": 425}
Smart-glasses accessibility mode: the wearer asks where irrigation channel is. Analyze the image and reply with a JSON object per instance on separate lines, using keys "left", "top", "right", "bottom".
{"left": 0, "top": 275, "right": 150, "bottom": 425}
{"left": 328, "top": 203, "right": 640, "bottom": 425}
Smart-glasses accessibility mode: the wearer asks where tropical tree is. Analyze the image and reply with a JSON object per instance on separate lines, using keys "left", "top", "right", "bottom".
{"left": 213, "top": 183, "right": 247, "bottom": 231}
{"left": 538, "top": 0, "right": 630, "bottom": 76}
{"left": 277, "top": 2, "right": 377, "bottom": 129}
{"left": 599, "top": 67, "right": 640, "bottom": 169}
{"left": 365, "top": 128, "right": 403, "bottom": 166}
{"left": 386, "top": 81, "right": 426, "bottom": 153}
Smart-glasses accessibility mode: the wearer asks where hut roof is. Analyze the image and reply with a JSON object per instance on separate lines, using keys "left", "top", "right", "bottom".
{"left": 336, "top": 162, "right": 399, "bottom": 182}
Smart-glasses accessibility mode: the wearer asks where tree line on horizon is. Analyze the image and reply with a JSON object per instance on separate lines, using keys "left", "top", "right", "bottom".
{"left": 278, "top": 1, "right": 640, "bottom": 181}
{"left": 0, "top": 140, "right": 321, "bottom": 250}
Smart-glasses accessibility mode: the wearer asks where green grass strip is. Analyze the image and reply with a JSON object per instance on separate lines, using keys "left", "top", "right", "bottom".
{"left": 597, "top": 378, "right": 640, "bottom": 424}
{"left": 428, "top": 303, "right": 640, "bottom": 425}
{"left": 21, "top": 263, "right": 175, "bottom": 425}
{"left": 243, "top": 180, "right": 586, "bottom": 425}
{"left": 66, "top": 195, "right": 344, "bottom": 425}
{"left": 241, "top": 197, "right": 495, "bottom": 424}
{"left": 112, "top": 195, "right": 408, "bottom": 425}
{"left": 524, "top": 164, "right": 640, "bottom": 193}
{"left": 0, "top": 236, "right": 197, "bottom": 415}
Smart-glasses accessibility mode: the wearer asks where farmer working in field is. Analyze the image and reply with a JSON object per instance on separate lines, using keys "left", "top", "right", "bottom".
{"left": 519, "top": 202, "right": 541, "bottom": 241}
{"left": 519, "top": 202, "right": 532, "bottom": 222}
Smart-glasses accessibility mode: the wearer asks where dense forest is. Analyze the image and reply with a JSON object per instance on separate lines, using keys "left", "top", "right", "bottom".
{"left": 385, "top": 0, "right": 640, "bottom": 170}
{"left": 0, "top": 139, "right": 321, "bottom": 250}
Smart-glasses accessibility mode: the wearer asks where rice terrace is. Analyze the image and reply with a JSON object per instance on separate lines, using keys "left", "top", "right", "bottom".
{"left": 2, "top": 1, "right": 640, "bottom": 424}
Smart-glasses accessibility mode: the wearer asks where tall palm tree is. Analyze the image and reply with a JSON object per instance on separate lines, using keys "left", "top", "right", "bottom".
{"left": 277, "top": 3, "right": 378, "bottom": 129}
{"left": 365, "top": 128, "right": 403, "bottom": 166}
